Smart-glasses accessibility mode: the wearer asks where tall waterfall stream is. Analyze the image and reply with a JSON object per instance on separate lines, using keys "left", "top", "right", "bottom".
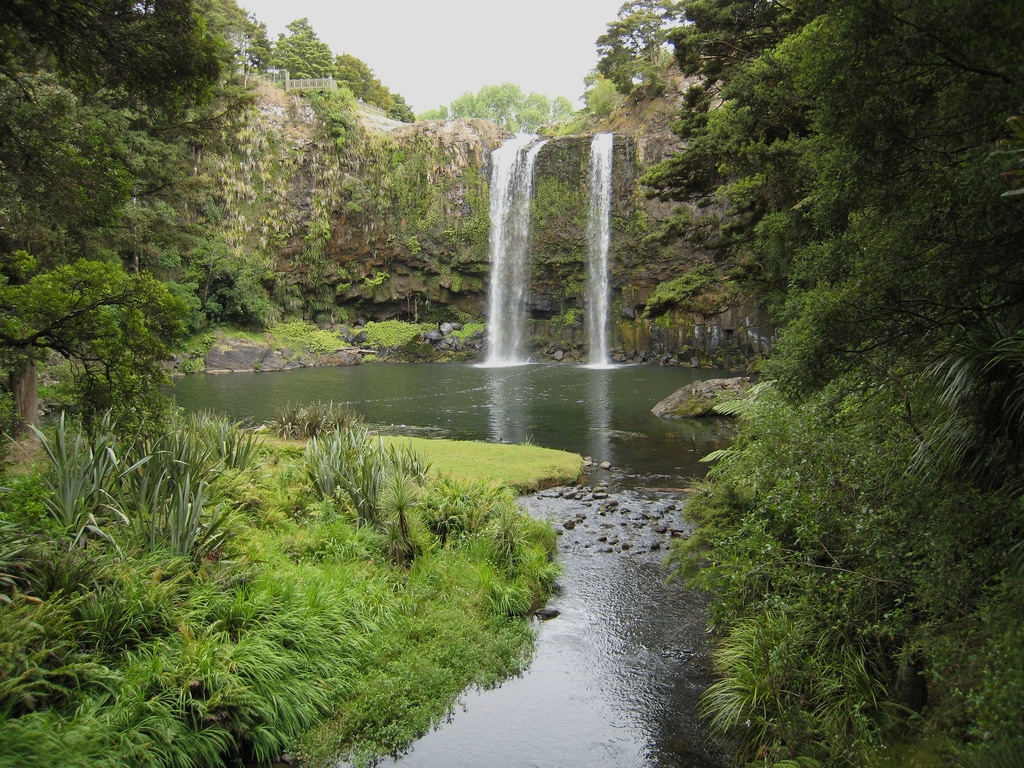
{"left": 586, "top": 133, "right": 614, "bottom": 368}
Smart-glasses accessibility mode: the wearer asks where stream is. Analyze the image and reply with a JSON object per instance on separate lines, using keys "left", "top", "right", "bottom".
{"left": 383, "top": 485, "right": 729, "bottom": 768}
{"left": 171, "top": 362, "right": 734, "bottom": 767}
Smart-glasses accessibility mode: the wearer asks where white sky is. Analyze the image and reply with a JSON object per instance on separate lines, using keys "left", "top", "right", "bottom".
{"left": 239, "top": 0, "right": 626, "bottom": 114}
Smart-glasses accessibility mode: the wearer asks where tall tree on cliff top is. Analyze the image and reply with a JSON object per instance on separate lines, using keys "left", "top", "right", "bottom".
{"left": 596, "top": 0, "right": 683, "bottom": 97}
{"left": 272, "top": 17, "right": 335, "bottom": 79}
{"left": 335, "top": 52, "right": 415, "bottom": 122}
{"left": 0, "top": 0, "right": 224, "bottom": 434}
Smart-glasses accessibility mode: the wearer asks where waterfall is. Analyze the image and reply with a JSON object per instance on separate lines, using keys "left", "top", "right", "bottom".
{"left": 586, "top": 132, "right": 614, "bottom": 367}
{"left": 484, "top": 135, "right": 547, "bottom": 366}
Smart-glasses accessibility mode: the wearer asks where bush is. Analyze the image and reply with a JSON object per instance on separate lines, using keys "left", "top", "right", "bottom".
{"left": 362, "top": 320, "right": 433, "bottom": 348}
{"left": 271, "top": 401, "right": 363, "bottom": 439}
{"left": 271, "top": 321, "right": 343, "bottom": 355}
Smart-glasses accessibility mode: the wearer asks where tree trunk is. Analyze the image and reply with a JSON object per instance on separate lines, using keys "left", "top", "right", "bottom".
{"left": 9, "top": 349, "right": 39, "bottom": 434}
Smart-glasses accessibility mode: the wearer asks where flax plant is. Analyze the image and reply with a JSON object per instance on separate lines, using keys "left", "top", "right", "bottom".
{"left": 185, "top": 411, "right": 262, "bottom": 471}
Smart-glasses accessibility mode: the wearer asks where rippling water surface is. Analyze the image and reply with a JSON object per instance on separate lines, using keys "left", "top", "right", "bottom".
{"left": 171, "top": 362, "right": 734, "bottom": 485}
{"left": 384, "top": 490, "right": 727, "bottom": 768}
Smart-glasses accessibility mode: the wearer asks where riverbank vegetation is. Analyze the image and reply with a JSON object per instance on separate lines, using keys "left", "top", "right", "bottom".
{"left": 0, "top": 411, "right": 571, "bottom": 767}
{"left": 653, "top": 0, "right": 1024, "bottom": 765}
{"left": 4, "top": 0, "right": 1022, "bottom": 764}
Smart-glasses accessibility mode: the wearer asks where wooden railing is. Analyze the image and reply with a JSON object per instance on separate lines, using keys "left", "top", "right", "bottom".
{"left": 356, "top": 100, "right": 387, "bottom": 118}
{"left": 257, "top": 71, "right": 394, "bottom": 121}
{"left": 257, "top": 71, "right": 337, "bottom": 93}
{"left": 288, "top": 76, "right": 337, "bottom": 93}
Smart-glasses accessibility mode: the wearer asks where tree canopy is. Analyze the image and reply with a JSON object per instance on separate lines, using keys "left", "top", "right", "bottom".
{"left": 0, "top": 0, "right": 227, "bottom": 432}
{"left": 649, "top": 0, "right": 1024, "bottom": 760}
{"left": 271, "top": 17, "right": 335, "bottom": 79}
{"left": 268, "top": 20, "right": 414, "bottom": 122}
{"left": 434, "top": 83, "right": 574, "bottom": 132}
{"left": 595, "top": 0, "right": 682, "bottom": 97}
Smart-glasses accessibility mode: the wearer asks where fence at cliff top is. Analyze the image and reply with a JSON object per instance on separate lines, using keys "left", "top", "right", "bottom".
{"left": 258, "top": 70, "right": 337, "bottom": 93}
{"left": 256, "top": 71, "right": 388, "bottom": 118}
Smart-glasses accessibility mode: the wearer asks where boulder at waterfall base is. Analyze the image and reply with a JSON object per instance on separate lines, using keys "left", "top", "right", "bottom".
{"left": 651, "top": 377, "right": 751, "bottom": 418}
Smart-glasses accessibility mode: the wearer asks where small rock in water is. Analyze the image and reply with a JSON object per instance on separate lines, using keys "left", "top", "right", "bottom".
{"left": 562, "top": 519, "right": 577, "bottom": 531}
{"left": 534, "top": 607, "right": 561, "bottom": 620}
{"left": 599, "top": 461, "right": 612, "bottom": 470}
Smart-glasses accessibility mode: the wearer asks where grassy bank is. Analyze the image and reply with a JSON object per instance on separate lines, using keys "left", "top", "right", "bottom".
{"left": 0, "top": 414, "right": 574, "bottom": 767}
{"left": 381, "top": 435, "right": 581, "bottom": 492}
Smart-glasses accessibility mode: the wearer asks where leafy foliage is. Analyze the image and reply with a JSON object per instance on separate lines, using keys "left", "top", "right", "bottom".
{"left": 362, "top": 320, "right": 434, "bottom": 349}
{"left": 650, "top": 3, "right": 1024, "bottom": 757}
{"left": 0, "top": 0, "right": 236, "bottom": 433}
{"left": 1, "top": 259, "right": 188, "bottom": 433}
{"left": 271, "top": 18, "right": 334, "bottom": 79}
{"left": 2, "top": 413, "right": 560, "bottom": 767}
{"left": 445, "top": 83, "right": 574, "bottom": 132}
{"left": 596, "top": 0, "right": 683, "bottom": 97}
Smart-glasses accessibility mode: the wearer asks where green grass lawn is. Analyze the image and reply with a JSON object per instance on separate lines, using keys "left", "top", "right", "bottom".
{"left": 380, "top": 435, "right": 582, "bottom": 492}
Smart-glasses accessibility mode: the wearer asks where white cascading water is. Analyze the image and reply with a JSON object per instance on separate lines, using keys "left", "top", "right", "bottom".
{"left": 484, "top": 135, "right": 547, "bottom": 366}
{"left": 586, "top": 132, "right": 614, "bottom": 368}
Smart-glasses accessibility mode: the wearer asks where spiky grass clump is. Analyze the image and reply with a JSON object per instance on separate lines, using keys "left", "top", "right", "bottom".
{"left": 271, "top": 400, "right": 363, "bottom": 439}
{"left": 305, "top": 427, "right": 429, "bottom": 529}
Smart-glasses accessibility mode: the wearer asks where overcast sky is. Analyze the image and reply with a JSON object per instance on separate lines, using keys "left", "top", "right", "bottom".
{"left": 239, "top": 0, "right": 626, "bottom": 114}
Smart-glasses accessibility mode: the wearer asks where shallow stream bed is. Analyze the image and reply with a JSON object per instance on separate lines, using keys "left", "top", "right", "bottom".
{"left": 380, "top": 483, "right": 729, "bottom": 768}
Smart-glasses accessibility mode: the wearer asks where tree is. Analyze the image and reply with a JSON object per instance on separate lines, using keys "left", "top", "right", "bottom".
{"left": 584, "top": 73, "right": 625, "bottom": 117}
{"left": 335, "top": 53, "right": 391, "bottom": 109}
{"left": 0, "top": 0, "right": 224, "bottom": 433}
{"left": 387, "top": 93, "right": 415, "bottom": 123}
{"left": 418, "top": 105, "right": 449, "bottom": 121}
{"left": 648, "top": 0, "right": 1024, "bottom": 756}
{"left": 0, "top": 258, "right": 187, "bottom": 432}
{"left": 272, "top": 18, "right": 335, "bottom": 79}
{"left": 448, "top": 83, "right": 573, "bottom": 132}
{"left": 0, "top": 0, "right": 221, "bottom": 108}
{"left": 595, "top": 0, "right": 683, "bottom": 96}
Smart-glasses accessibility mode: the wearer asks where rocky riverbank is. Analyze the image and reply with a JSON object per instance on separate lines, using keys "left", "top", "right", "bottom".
{"left": 527, "top": 481, "right": 694, "bottom": 562}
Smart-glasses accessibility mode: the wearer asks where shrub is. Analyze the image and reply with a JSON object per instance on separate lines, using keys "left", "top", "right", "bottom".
{"left": 272, "top": 321, "right": 343, "bottom": 355}
{"left": 362, "top": 320, "right": 433, "bottom": 348}
{"left": 271, "top": 401, "right": 363, "bottom": 439}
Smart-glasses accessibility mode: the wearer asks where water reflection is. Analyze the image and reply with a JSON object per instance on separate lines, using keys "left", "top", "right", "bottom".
{"left": 171, "top": 364, "right": 734, "bottom": 766}
{"left": 485, "top": 365, "right": 531, "bottom": 445}
{"left": 170, "top": 363, "right": 736, "bottom": 485}
{"left": 586, "top": 368, "right": 612, "bottom": 467}
{"left": 381, "top": 502, "right": 726, "bottom": 768}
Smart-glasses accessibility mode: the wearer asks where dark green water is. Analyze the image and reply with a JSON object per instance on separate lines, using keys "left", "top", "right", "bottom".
{"left": 170, "top": 362, "right": 734, "bottom": 486}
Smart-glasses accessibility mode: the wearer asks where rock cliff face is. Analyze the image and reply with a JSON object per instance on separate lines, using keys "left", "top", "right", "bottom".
{"left": 220, "top": 81, "right": 773, "bottom": 366}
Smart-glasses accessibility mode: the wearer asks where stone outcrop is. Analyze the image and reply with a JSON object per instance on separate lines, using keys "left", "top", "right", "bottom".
{"left": 531, "top": 482, "right": 694, "bottom": 558}
{"left": 651, "top": 376, "right": 752, "bottom": 419}
{"left": 202, "top": 333, "right": 362, "bottom": 374}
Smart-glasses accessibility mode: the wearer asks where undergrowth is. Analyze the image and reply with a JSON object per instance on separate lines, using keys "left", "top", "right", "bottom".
{"left": 0, "top": 410, "right": 559, "bottom": 767}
